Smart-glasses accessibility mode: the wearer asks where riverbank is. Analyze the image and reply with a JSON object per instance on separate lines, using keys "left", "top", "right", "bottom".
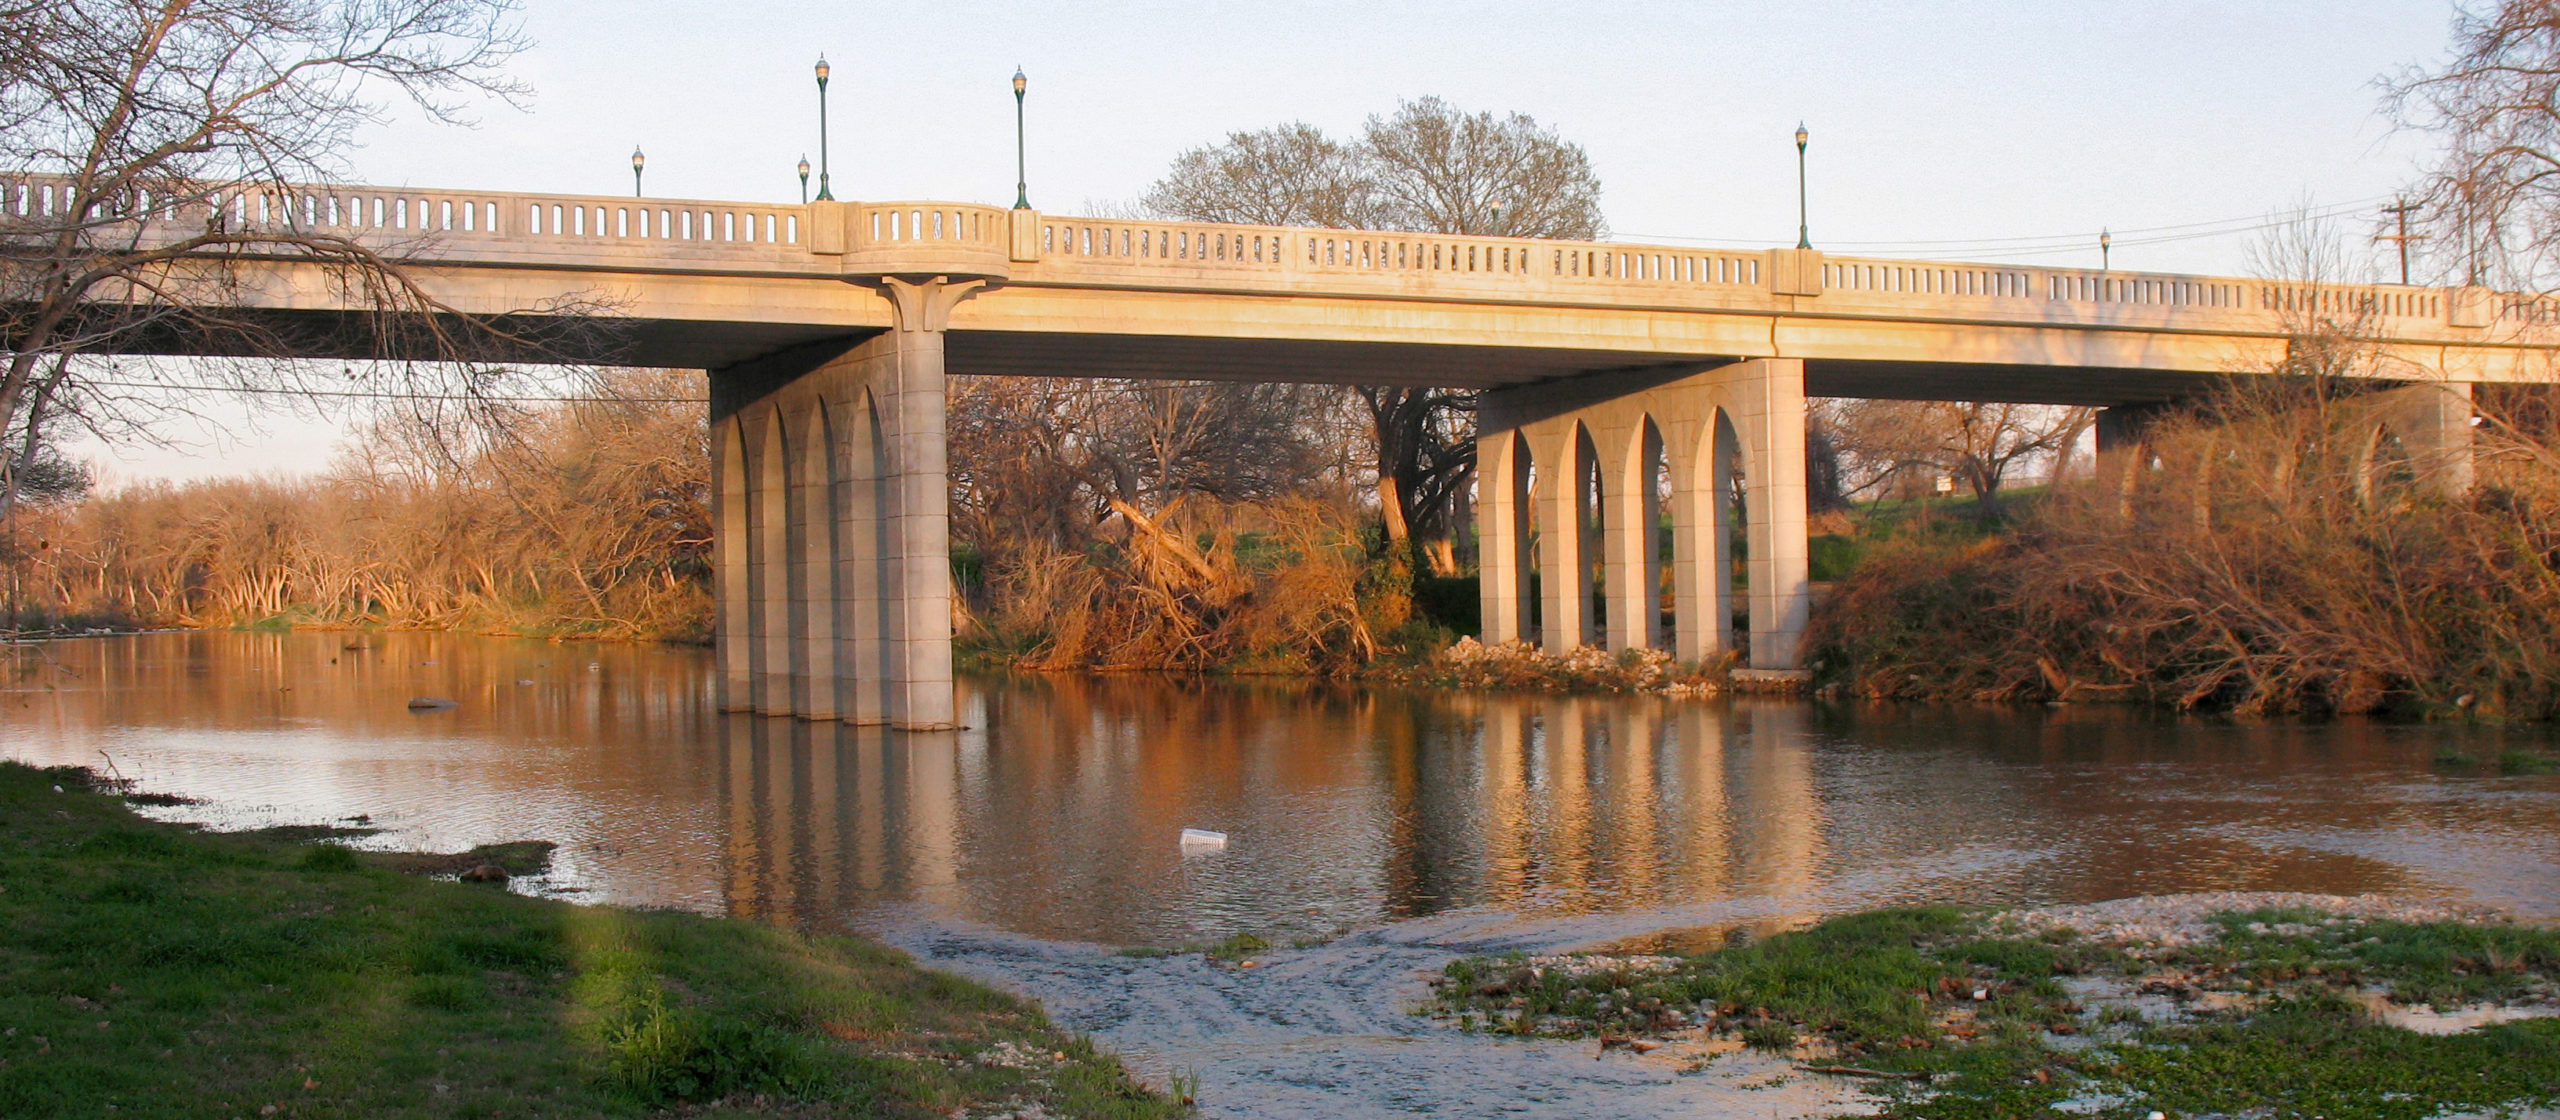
{"left": 0, "top": 761, "right": 1182, "bottom": 1119}
{"left": 1422, "top": 895, "right": 2560, "bottom": 1119}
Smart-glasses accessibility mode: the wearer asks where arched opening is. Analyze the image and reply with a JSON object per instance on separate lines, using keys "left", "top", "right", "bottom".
{"left": 1576, "top": 424, "right": 1606, "bottom": 648}
{"left": 1511, "top": 431, "right": 1541, "bottom": 643}
{"left": 1640, "top": 417, "right": 1673, "bottom": 650}
{"left": 838, "top": 389, "right": 894, "bottom": 725}
{"left": 2358, "top": 423, "right": 2420, "bottom": 509}
{"left": 716, "top": 418, "right": 750, "bottom": 708}
{"left": 1710, "top": 408, "right": 1746, "bottom": 658}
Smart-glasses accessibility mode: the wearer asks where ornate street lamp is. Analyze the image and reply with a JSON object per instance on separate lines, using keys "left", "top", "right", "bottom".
{"left": 1012, "top": 67, "right": 1030, "bottom": 209}
{"left": 1794, "top": 123, "right": 1811, "bottom": 250}
{"left": 813, "top": 56, "right": 834, "bottom": 201}
{"left": 2100, "top": 229, "right": 2112, "bottom": 272}
{"left": 631, "top": 146, "right": 645, "bottom": 197}
{"left": 1490, "top": 198, "right": 1507, "bottom": 235}
{"left": 797, "top": 155, "right": 811, "bottom": 204}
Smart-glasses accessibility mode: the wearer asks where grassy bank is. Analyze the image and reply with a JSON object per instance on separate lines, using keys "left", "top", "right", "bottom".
{"left": 1423, "top": 904, "right": 2560, "bottom": 1119}
{"left": 0, "top": 762, "right": 1181, "bottom": 1119}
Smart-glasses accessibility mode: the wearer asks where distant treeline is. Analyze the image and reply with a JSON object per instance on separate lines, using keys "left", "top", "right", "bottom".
{"left": 6, "top": 371, "right": 712, "bottom": 642}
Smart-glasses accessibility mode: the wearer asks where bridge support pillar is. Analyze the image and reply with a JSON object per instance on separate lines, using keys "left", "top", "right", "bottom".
{"left": 2374, "top": 381, "right": 2475, "bottom": 497}
{"left": 710, "top": 276, "right": 984, "bottom": 730}
{"left": 2093, "top": 403, "right": 2165, "bottom": 503}
{"left": 1478, "top": 358, "right": 1810, "bottom": 669}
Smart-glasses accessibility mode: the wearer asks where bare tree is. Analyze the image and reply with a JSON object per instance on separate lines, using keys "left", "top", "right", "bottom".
{"left": 1359, "top": 97, "right": 1606, "bottom": 239}
{"left": 1139, "top": 98, "right": 1608, "bottom": 574}
{"left": 947, "top": 375, "right": 1344, "bottom": 561}
{"left": 0, "top": 0, "right": 537, "bottom": 515}
{"left": 1142, "top": 123, "right": 1371, "bottom": 228}
{"left": 2388, "top": 0, "right": 2560, "bottom": 285}
{"left": 1822, "top": 399, "right": 2094, "bottom": 512}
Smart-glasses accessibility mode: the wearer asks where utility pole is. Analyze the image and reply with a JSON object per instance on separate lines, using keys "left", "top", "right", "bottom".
{"left": 2378, "top": 199, "right": 2425, "bottom": 286}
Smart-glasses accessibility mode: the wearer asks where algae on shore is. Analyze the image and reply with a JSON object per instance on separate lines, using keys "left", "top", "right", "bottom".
{"left": 1425, "top": 902, "right": 2560, "bottom": 1119}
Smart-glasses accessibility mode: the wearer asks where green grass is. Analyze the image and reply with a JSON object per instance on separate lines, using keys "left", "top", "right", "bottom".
{"left": 0, "top": 761, "right": 1183, "bottom": 1119}
{"left": 1424, "top": 906, "right": 2560, "bottom": 1119}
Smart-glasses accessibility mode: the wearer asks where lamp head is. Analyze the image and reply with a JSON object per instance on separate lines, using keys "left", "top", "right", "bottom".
{"left": 797, "top": 156, "right": 810, "bottom": 180}
{"left": 1013, "top": 67, "right": 1026, "bottom": 98}
{"left": 1795, "top": 123, "right": 1809, "bottom": 151}
{"left": 2100, "top": 229, "right": 2111, "bottom": 249}
{"left": 632, "top": 146, "right": 645, "bottom": 172}
{"left": 814, "top": 56, "right": 829, "bottom": 86}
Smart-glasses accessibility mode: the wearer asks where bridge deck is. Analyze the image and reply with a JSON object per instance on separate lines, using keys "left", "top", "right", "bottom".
{"left": 11, "top": 176, "right": 2551, "bottom": 402}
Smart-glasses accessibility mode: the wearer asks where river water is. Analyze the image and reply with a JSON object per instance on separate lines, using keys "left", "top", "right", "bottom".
{"left": 8, "top": 631, "right": 2558, "bottom": 1117}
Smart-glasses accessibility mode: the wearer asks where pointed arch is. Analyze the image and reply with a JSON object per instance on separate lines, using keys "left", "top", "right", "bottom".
{"left": 1636, "top": 414, "right": 1672, "bottom": 651}
{"left": 836, "top": 387, "right": 895, "bottom": 725}
{"left": 1576, "top": 422, "right": 1606, "bottom": 649}
{"left": 714, "top": 415, "right": 751, "bottom": 709}
{"left": 1695, "top": 406, "right": 1745, "bottom": 659}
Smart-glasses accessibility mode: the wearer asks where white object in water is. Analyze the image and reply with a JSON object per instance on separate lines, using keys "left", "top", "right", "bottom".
{"left": 1179, "top": 828, "right": 1228, "bottom": 849}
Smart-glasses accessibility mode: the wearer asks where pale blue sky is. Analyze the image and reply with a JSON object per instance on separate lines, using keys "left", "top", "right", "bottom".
{"left": 90, "top": 0, "right": 2463, "bottom": 482}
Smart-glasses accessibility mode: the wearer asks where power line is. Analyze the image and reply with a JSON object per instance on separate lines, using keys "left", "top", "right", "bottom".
{"left": 67, "top": 378, "right": 703, "bottom": 404}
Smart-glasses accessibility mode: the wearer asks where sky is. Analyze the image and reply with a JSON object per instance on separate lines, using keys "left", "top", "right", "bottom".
{"left": 78, "top": 0, "right": 2464, "bottom": 484}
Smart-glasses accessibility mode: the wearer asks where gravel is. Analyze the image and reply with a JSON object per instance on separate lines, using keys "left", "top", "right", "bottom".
{"left": 1995, "top": 891, "right": 2515, "bottom": 950}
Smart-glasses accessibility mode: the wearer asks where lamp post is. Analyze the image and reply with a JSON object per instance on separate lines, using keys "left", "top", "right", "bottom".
{"left": 2100, "top": 229, "right": 2111, "bottom": 272}
{"left": 1794, "top": 123, "right": 1811, "bottom": 250}
{"left": 813, "top": 56, "right": 834, "bottom": 201}
{"left": 1012, "top": 67, "right": 1030, "bottom": 209}
{"left": 631, "top": 146, "right": 645, "bottom": 197}
{"left": 797, "top": 156, "right": 810, "bottom": 204}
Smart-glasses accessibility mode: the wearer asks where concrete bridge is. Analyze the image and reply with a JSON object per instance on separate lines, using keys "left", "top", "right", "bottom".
{"left": 16, "top": 177, "right": 2555, "bottom": 727}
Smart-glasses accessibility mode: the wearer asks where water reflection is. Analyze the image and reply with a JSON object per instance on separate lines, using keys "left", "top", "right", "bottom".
{"left": 6, "top": 632, "right": 2556, "bottom": 945}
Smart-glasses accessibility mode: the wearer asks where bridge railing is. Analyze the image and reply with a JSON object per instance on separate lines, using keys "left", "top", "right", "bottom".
{"left": 1017, "top": 204, "right": 2499, "bottom": 338}
{"left": 1, "top": 174, "right": 810, "bottom": 263}
{"left": 1027, "top": 214, "right": 1773, "bottom": 289}
{"left": 1816, "top": 257, "right": 2468, "bottom": 330}
{"left": 8, "top": 172, "right": 2537, "bottom": 342}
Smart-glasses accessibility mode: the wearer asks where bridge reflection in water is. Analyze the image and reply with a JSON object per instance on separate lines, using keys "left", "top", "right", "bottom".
{"left": 712, "top": 680, "right": 1831, "bottom": 943}
{"left": 7, "top": 632, "right": 2553, "bottom": 948}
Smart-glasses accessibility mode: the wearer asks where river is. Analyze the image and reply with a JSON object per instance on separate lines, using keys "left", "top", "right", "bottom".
{"left": 7, "top": 631, "right": 2557, "bottom": 1117}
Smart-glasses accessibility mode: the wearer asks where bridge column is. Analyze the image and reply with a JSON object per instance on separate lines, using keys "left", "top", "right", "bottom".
{"left": 708, "top": 276, "right": 981, "bottom": 730}
{"left": 712, "top": 415, "right": 752, "bottom": 710}
{"left": 1733, "top": 359, "right": 1811, "bottom": 670}
{"left": 750, "top": 411, "right": 791, "bottom": 714}
{"left": 1540, "top": 428, "right": 1590, "bottom": 654}
{"left": 2093, "top": 403, "right": 2164, "bottom": 504}
{"left": 786, "top": 406, "right": 837, "bottom": 720}
{"left": 852, "top": 276, "right": 987, "bottom": 731}
{"left": 1601, "top": 427, "right": 1653, "bottom": 653}
{"left": 1475, "top": 431, "right": 1535, "bottom": 644}
{"left": 2375, "top": 381, "right": 2475, "bottom": 496}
